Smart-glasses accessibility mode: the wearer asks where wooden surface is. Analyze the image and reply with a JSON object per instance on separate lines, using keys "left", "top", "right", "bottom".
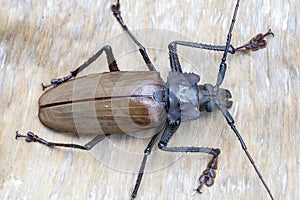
{"left": 0, "top": 0, "right": 299, "bottom": 199}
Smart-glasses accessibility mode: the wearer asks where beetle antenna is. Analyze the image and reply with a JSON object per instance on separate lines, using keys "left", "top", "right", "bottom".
{"left": 214, "top": 0, "right": 274, "bottom": 199}
{"left": 215, "top": 0, "right": 240, "bottom": 88}
{"left": 217, "top": 103, "right": 274, "bottom": 199}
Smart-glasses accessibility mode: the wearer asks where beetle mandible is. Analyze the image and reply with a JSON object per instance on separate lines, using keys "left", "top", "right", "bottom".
{"left": 16, "top": 0, "right": 274, "bottom": 199}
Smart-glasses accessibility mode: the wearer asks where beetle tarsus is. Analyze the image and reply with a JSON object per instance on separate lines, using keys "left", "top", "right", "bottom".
{"left": 15, "top": 131, "right": 24, "bottom": 139}
{"left": 16, "top": 131, "right": 47, "bottom": 144}
{"left": 196, "top": 155, "right": 218, "bottom": 193}
{"left": 15, "top": 131, "right": 30, "bottom": 140}
{"left": 235, "top": 29, "right": 274, "bottom": 52}
{"left": 41, "top": 83, "right": 50, "bottom": 90}
{"left": 130, "top": 195, "right": 136, "bottom": 200}
{"left": 111, "top": 0, "right": 120, "bottom": 16}
{"left": 41, "top": 73, "right": 74, "bottom": 90}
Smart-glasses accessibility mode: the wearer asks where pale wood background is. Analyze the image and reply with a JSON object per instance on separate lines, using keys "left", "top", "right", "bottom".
{"left": 0, "top": 0, "right": 299, "bottom": 200}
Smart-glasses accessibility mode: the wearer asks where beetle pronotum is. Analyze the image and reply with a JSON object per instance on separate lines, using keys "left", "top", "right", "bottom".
{"left": 16, "top": 0, "right": 274, "bottom": 199}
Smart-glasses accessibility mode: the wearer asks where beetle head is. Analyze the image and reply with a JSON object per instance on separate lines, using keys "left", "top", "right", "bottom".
{"left": 198, "top": 84, "right": 233, "bottom": 112}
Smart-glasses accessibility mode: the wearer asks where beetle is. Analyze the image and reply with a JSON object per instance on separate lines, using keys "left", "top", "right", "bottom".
{"left": 16, "top": 0, "right": 274, "bottom": 199}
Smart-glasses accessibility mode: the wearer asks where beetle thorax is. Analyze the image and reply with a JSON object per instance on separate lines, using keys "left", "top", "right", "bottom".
{"left": 166, "top": 72, "right": 201, "bottom": 122}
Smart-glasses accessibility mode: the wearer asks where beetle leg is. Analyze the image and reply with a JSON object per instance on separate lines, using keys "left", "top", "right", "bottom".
{"left": 168, "top": 41, "right": 236, "bottom": 72}
{"left": 131, "top": 132, "right": 161, "bottom": 199}
{"left": 196, "top": 154, "right": 219, "bottom": 193}
{"left": 157, "top": 122, "right": 221, "bottom": 194}
{"left": 15, "top": 131, "right": 108, "bottom": 150}
{"left": 111, "top": 0, "right": 156, "bottom": 71}
{"left": 167, "top": 30, "right": 273, "bottom": 73}
{"left": 42, "top": 45, "right": 118, "bottom": 90}
{"left": 235, "top": 29, "right": 274, "bottom": 52}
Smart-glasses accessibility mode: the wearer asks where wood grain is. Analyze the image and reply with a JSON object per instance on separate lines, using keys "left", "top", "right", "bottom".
{"left": 1, "top": 0, "right": 299, "bottom": 199}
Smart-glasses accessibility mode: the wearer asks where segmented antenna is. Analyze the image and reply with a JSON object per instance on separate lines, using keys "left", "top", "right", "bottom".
{"left": 215, "top": 0, "right": 274, "bottom": 199}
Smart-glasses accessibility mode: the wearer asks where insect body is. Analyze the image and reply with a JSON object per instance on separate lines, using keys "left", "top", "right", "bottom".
{"left": 39, "top": 71, "right": 166, "bottom": 134}
{"left": 39, "top": 70, "right": 232, "bottom": 134}
{"left": 16, "top": 0, "right": 274, "bottom": 199}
